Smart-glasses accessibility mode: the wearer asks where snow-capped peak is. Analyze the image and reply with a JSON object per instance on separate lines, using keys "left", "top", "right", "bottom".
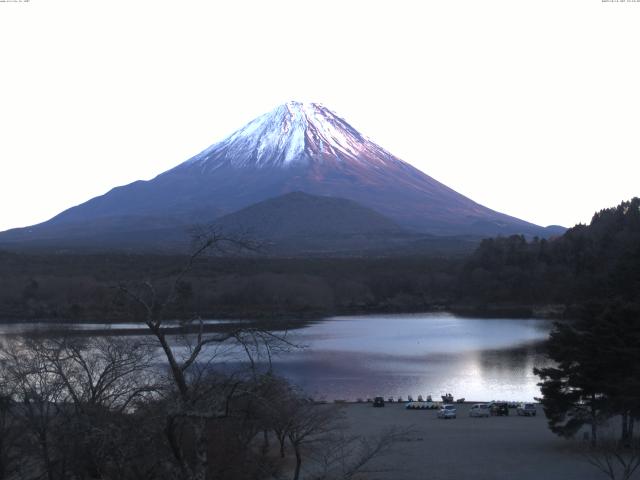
{"left": 182, "top": 101, "right": 396, "bottom": 171}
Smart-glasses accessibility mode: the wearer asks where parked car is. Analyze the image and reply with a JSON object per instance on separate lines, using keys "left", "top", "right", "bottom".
{"left": 373, "top": 397, "right": 385, "bottom": 408}
{"left": 490, "top": 402, "right": 509, "bottom": 416}
{"left": 437, "top": 404, "right": 457, "bottom": 419}
{"left": 517, "top": 403, "right": 537, "bottom": 416}
{"left": 469, "top": 403, "right": 491, "bottom": 417}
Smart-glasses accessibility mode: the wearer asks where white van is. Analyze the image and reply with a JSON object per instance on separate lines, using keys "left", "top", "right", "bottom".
{"left": 469, "top": 403, "right": 491, "bottom": 417}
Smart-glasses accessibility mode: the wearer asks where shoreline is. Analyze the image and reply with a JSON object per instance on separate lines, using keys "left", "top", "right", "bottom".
{"left": 0, "top": 303, "right": 570, "bottom": 326}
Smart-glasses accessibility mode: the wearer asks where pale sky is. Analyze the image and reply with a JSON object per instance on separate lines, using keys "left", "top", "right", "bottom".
{"left": 1, "top": 0, "right": 638, "bottom": 232}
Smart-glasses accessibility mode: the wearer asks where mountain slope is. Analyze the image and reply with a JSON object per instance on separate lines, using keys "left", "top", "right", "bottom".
{"left": 0, "top": 101, "right": 560, "bottom": 250}
{"left": 212, "top": 191, "right": 421, "bottom": 255}
{"left": 214, "top": 191, "right": 405, "bottom": 239}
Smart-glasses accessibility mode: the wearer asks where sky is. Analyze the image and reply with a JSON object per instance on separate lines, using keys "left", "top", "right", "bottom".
{"left": 0, "top": 0, "right": 639, "bottom": 232}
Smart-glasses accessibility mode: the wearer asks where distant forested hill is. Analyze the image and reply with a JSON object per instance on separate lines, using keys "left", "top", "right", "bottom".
{"left": 457, "top": 197, "right": 640, "bottom": 312}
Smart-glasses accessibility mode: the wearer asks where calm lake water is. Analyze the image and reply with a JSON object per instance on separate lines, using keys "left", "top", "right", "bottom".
{"left": 0, "top": 313, "right": 553, "bottom": 402}
{"left": 269, "top": 313, "right": 553, "bottom": 402}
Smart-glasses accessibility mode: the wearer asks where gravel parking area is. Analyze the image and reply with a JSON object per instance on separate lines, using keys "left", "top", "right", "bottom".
{"left": 340, "top": 403, "right": 602, "bottom": 480}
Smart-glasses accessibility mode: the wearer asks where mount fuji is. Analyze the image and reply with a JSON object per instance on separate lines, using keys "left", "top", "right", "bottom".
{"left": 0, "top": 101, "right": 562, "bottom": 252}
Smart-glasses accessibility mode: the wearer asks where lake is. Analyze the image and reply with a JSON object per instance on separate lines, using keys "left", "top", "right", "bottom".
{"left": 269, "top": 313, "right": 553, "bottom": 402}
{"left": 0, "top": 313, "right": 553, "bottom": 402}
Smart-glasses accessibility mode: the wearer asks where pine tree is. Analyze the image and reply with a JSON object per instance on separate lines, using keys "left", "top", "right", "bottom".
{"left": 535, "top": 303, "right": 640, "bottom": 445}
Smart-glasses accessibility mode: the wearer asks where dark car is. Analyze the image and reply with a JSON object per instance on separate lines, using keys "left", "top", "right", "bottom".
{"left": 490, "top": 402, "right": 509, "bottom": 416}
{"left": 373, "top": 397, "right": 385, "bottom": 407}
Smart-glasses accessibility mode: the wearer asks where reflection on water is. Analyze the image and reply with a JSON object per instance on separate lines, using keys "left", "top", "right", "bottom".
{"left": 0, "top": 319, "right": 238, "bottom": 335}
{"left": 0, "top": 313, "right": 553, "bottom": 401}
{"left": 269, "top": 313, "right": 553, "bottom": 402}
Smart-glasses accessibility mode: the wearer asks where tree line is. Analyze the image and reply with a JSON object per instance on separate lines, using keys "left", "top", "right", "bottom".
{"left": 527, "top": 199, "right": 640, "bottom": 479}
{"left": 0, "top": 253, "right": 459, "bottom": 323}
{"left": 458, "top": 197, "right": 640, "bottom": 312}
{"left": 2, "top": 198, "right": 638, "bottom": 323}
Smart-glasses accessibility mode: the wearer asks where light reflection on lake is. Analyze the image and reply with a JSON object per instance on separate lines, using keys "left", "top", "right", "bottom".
{"left": 0, "top": 313, "right": 553, "bottom": 402}
{"left": 269, "top": 313, "right": 553, "bottom": 402}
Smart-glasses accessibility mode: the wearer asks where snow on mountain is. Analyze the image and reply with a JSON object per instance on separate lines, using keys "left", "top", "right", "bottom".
{"left": 182, "top": 101, "right": 397, "bottom": 171}
{"left": 0, "top": 101, "right": 559, "bottom": 251}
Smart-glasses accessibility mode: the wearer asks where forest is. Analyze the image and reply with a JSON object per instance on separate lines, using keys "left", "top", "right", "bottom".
{"left": 1, "top": 198, "right": 638, "bottom": 324}
{"left": 459, "top": 197, "right": 640, "bottom": 312}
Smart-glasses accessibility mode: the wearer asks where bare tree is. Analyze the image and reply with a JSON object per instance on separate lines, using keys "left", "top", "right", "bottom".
{"left": 308, "top": 426, "right": 413, "bottom": 480}
{"left": 263, "top": 389, "right": 412, "bottom": 480}
{"left": 34, "top": 336, "right": 158, "bottom": 412}
{"left": 0, "top": 339, "right": 67, "bottom": 480}
{"left": 0, "top": 372, "right": 22, "bottom": 480}
{"left": 117, "top": 228, "right": 292, "bottom": 480}
{"left": 0, "top": 334, "right": 163, "bottom": 480}
{"left": 584, "top": 436, "right": 640, "bottom": 480}
{"left": 42, "top": 336, "right": 159, "bottom": 479}
{"left": 284, "top": 401, "right": 342, "bottom": 480}
{"left": 0, "top": 227, "right": 412, "bottom": 480}
{"left": 259, "top": 376, "right": 298, "bottom": 459}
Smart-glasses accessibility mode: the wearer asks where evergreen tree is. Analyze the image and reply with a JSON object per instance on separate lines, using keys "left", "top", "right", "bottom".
{"left": 535, "top": 303, "right": 640, "bottom": 445}
{"left": 534, "top": 317, "right": 610, "bottom": 445}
